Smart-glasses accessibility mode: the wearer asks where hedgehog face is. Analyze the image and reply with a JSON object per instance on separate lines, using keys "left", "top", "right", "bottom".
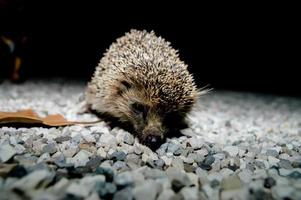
{"left": 130, "top": 102, "right": 165, "bottom": 149}
{"left": 128, "top": 101, "right": 191, "bottom": 149}
{"left": 115, "top": 80, "right": 192, "bottom": 149}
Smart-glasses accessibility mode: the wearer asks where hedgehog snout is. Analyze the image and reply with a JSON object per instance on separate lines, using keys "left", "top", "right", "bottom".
{"left": 145, "top": 135, "right": 162, "bottom": 149}
{"left": 142, "top": 127, "right": 164, "bottom": 149}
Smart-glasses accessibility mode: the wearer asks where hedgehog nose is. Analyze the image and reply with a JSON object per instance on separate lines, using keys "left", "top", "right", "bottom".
{"left": 145, "top": 135, "right": 162, "bottom": 149}
{"left": 148, "top": 135, "right": 159, "bottom": 143}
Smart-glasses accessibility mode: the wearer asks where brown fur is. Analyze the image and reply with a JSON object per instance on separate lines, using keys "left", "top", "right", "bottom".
{"left": 86, "top": 29, "right": 200, "bottom": 148}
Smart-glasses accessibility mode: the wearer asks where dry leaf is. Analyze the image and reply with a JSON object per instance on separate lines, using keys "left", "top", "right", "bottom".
{"left": 0, "top": 109, "right": 100, "bottom": 127}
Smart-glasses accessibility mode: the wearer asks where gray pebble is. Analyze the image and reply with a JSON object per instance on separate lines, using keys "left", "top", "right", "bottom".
{"left": 288, "top": 171, "right": 301, "bottom": 179}
{"left": 157, "top": 189, "right": 175, "bottom": 200}
{"left": 125, "top": 154, "right": 141, "bottom": 164}
{"left": 161, "top": 156, "right": 173, "bottom": 166}
{"left": 204, "top": 156, "right": 215, "bottom": 165}
{"left": 143, "top": 168, "right": 166, "bottom": 179}
{"left": 62, "top": 146, "right": 78, "bottom": 158}
{"left": 99, "top": 132, "right": 117, "bottom": 147}
{"left": 123, "top": 132, "right": 135, "bottom": 145}
{"left": 166, "top": 167, "right": 191, "bottom": 192}
{"left": 113, "top": 161, "right": 128, "bottom": 171}
{"left": 171, "top": 157, "right": 184, "bottom": 170}
{"left": 54, "top": 136, "right": 71, "bottom": 143}
{"left": 220, "top": 168, "right": 235, "bottom": 178}
{"left": 54, "top": 165, "right": 67, "bottom": 177}
{"left": 221, "top": 187, "right": 249, "bottom": 200}
{"left": 211, "top": 160, "right": 221, "bottom": 172}
{"left": 109, "top": 151, "right": 127, "bottom": 161}
{"left": 189, "top": 137, "right": 203, "bottom": 149}
{"left": 155, "top": 159, "right": 165, "bottom": 168}
{"left": 210, "top": 179, "right": 220, "bottom": 188}
{"left": 156, "top": 143, "right": 168, "bottom": 156}
{"left": 213, "top": 153, "right": 225, "bottom": 160}
{"left": 66, "top": 182, "right": 90, "bottom": 199}
{"left": 238, "top": 169, "right": 252, "bottom": 184}
{"left": 42, "top": 143, "right": 57, "bottom": 154}
{"left": 263, "top": 177, "right": 276, "bottom": 188}
{"left": 271, "top": 185, "right": 294, "bottom": 199}
{"left": 180, "top": 149, "right": 190, "bottom": 157}
{"left": 278, "top": 159, "right": 293, "bottom": 169}
{"left": 86, "top": 155, "right": 103, "bottom": 170}
{"left": 292, "top": 161, "right": 301, "bottom": 168}
{"left": 223, "top": 146, "right": 239, "bottom": 157}
{"left": 246, "top": 162, "right": 256, "bottom": 172}
{"left": 68, "top": 150, "right": 91, "bottom": 168}
{"left": 133, "top": 180, "right": 160, "bottom": 200}
{"left": 197, "top": 156, "right": 215, "bottom": 171}
{"left": 97, "top": 182, "right": 117, "bottom": 198}
{"left": 67, "top": 175, "right": 105, "bottom": 198}
{"left": 9, "top": 136, "right": 18, "bottom": 145}
{"left": 197, "top": 148, "right": 209, "bottom": 156}
{"left": 167, "top": 143, "right": 180, "bottom": 154}
{"left": 188, "top": 153, "right": 204, "bottom": 163}
{"left": 95, "top": 167, "right": 115, "bottom": 182}
{"left": 115, "top": 171, "right": 134, "bottom": 188}
{"left": 113, "top": 187, "right": 133, "bottom": 200}
{"left": 0, "top": 143, "right": 17, "bottom": 162}
{"left": 225, "top": 120, "right": 231, "bottom": 127}
{"left": 147, "top": 159, "right": 165, "bottom": 169}
{"left": 268, "top": 156, "right": 280, "bottom": 166}
{"left": 266, "top": 149, "right": 279, "bottom": 157}
{"left": 255, "top": 160, "right": 266, "bottom": 169}
{"left": 37, "top": 153, "right": 51, "bottom": 163}
{"left": 11, "top": 169, "right": 55, "bottom": 190}
{"left": 14, "top": 154, "right": 38, "bottom": 167}
{"left": 105, "top": 183, "right": 117, "bottom": 194}
{"left": 173, "top": 147, "right": 183, "bottom": 156}
{"left": 180, "top": 186, "right": 199, "bottom": 200}
{"left": 228, "top": 158, "right": 240, "bottom": 171}
{"left": 99, "top": 160, "right": 113, "bottom": 169}
{"left": 26, "top": 162, "right": 51, "bottom": 173}
{"left": 184, "top": 163, "right": 196, "bottom": 173}
{"left": 171, "top": 179, "right": 186, "bottom": 193}
{"left": 198, "top": 162, "right": 211, "bottom": 171}
{"left": 14, "top": 144, "right": 26, "bottom": 154}
{"left": 221, "top": 175, "right": 243, "bottom": 190}
{"left": 70, "top": 134, "right": 82, "bottom": 145}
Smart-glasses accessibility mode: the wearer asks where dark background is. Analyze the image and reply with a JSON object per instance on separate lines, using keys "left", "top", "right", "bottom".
{"left": 1, "top": 1, "right": 300, "bottom": 96}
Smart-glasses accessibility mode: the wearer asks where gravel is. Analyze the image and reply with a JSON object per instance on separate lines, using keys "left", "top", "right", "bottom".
{"left": 0, "top": 79, "right": 301, "bottom": 199}
{"left": 0, "top": 144, "right": 16, "bottom": 162}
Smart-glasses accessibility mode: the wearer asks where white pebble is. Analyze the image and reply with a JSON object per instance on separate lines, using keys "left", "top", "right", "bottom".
{"left": 224, "top": 146, "right": 239, "bottom": 157}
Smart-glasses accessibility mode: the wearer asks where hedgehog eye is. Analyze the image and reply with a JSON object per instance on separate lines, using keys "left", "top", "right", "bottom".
{"left": 131, "top": 102, "right": 145, "bottom": 113}
{"left": 117, "top": 80, "right": 132, "bottom": 95}
{"left": 121, "top": 80, "right": 131, "bottom": 89}
{"left": 131, "top": 102, "right": 148, "bottom": 119}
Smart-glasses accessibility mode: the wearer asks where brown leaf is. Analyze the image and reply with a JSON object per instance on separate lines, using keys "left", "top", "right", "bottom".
{"left": 43, "top": 114, "right": 74, "bottom": 126}
{"left": 0, "top": 109, "right": 100, "bottom": 127}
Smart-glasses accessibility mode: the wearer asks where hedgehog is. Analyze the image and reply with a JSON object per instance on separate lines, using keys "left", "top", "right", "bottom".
{"left": 86, "top": 29, "right": 204, "bottom": 149}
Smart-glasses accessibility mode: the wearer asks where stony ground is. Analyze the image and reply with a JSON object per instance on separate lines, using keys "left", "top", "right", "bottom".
{"left": 0, "top": 80, "right": 301, "bottom": 200}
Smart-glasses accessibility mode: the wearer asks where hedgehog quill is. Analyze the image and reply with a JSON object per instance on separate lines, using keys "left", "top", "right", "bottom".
{"left": 86, "top": 30, "right": 206, "bottom": 149}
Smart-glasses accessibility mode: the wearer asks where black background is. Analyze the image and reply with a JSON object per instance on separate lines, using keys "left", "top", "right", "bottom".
{"left": 1, "top": 1, "right": 300, "bottom": 96}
